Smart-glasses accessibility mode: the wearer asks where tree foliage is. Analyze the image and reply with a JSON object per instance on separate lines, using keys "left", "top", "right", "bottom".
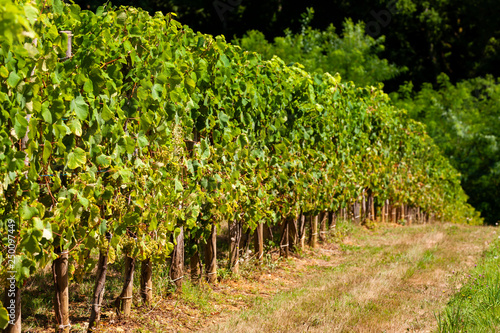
{"left": 392, "top": 74, "right": 500, "bottom": 224}
{"left": 233, "top": 9, "right": 404, "bottom": 87}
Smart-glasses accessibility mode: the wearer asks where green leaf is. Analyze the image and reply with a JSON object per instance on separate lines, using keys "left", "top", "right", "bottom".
{"left": 52, "top": 0, "right": 63, "bottom": 14}
{"left": 71, "top": 95, "right": 89, "bottom": 120}
{"left": 23, "top": 43, "right": 39, "bottom": 57}
{"left": 0, "top": 307, "right": 8, "bottom": 330}
{"left": 175, "top": 178, "right": 183, "bottom": 192}
{"left": 67, "top": 147, "right": 86, "bottom": 169}
{"left": 42, "top": 222, "right": 52, "bottom": 240}
{"left": 197, "top": 37, "right": 205, "bottom": 48}
{"left": 116, "top": 10, "right": 127, "bottom": 25}
{"left": 218, "top": 111, "right": 229, "bottom": 124}
{"left": 23, "top": 234, "right": 40, "bottom": 253}
{"left": 24, "top": 4, "right": 39, "bottom": 25}
{"left": 83, "top": 80, "right": 93, "bottom": 94}
{"left": 137, "top": 132, "right": 149, "bottom": 148}
{"left": 7, "top": 71, "right": 21, "bottom": 88}
{"left": 14, "top": 257, "right": 31, "bottom": 283}
{"left": 124, "top": 136, "right": 135, "bottom": 154}
{"left": 96, "top": 154, "right": 110, "bottom": 167}
{"left": 21, "top": 205, "right": 38, "bottom": 220}
{"left": 148, "top": 216, "right": 158, "bottom": 231}
{"left": 33, "top": 217, "right": 44, "bottom": 230}
{"left": 152, "top": 84, "right": 163, "bottom": 101}
{"left": 42, "top": 140, "right": 52, "bottom": 163}
{"left": 96, "top": 5, "right": 105, "bottom": 16}
{"left": 68, "top": 119, "right": 82, "bottom": 136}
{"left": 220, "top": 54, "right": 230, "bottom": 67}
{"left": 0, "top": 66, "right": 9, "bottom": 78}
{"left": 185, "top": 77, "right": 196, "bottom": 94}
{"left": 199, "top": 139, "right": 210, "bottom": 159}
{"left": 77, "top": 193, "right": 89, "bottom": 208}
{"left": 41, "top": 103, "right": 53, "bottom": 123}
{"left": 101, "top": 103, "right": 113, "bottom": 121}
{"left": 99, "top": 220, "right": 107, "bottom": 234}
{"left": 14, "top": 114, "right": 28, "bottom": 138}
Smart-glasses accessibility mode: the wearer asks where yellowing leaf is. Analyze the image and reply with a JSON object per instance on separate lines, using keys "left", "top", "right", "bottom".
{"left": 67, "top": 147, "right": 86, "bottom": 169}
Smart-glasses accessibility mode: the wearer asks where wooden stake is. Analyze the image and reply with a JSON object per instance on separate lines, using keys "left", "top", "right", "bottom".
{"left": 115, "top": 255, "right": 135, "bottom": 316}
{"left": 190, "top": 238, "right": 202, "bottom": 284}
{"left": 298, "top": 214, "right": 306, "bottom": 250}
{"left": 362, "top": 191, "right": 366, "bottom": 222}
{"left": 53, "top": 249, "right": 70, "bottom": 333}
{"left": 279, "top": 218, "right": 289, "bottom": 258}
{"left": 170, "top": 226, "right": 184, "bottom": 290}
{"left": 288, "top": 216, "right": 298, "bottom": 251}
{"left": 309, "top": 215, "right": 318, "bottom": 248}
{"left": 319, "top": 212, "right": 327, "bottom": 242}
{"left": 228, "top": 220, "right": 242, "bottom": 274}
{"left": 328, "top": 211, "right": 336, "bottom": 229}
{"left": 88, "top": 247, "right": 109, "bottom": 332}
{"left": 205, "top": 223, "right": 217, "bottom": 284}
{"left": 254, "top": 223, "right": 264, "bottom": 262}
{"left": 140, "top": 258, "right": 153, "bottom": 304}
{"left": 370, "top": 195, "right": 375, "bottom": 221}
{"left": 353, "top": 201, "right": 361, "bottom": 224}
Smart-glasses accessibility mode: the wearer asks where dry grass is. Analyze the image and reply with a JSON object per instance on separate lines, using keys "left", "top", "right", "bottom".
{"left": 207, "top": 223, "right": 496, "bottom": 333}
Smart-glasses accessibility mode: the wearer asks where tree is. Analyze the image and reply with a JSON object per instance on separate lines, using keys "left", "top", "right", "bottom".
{"left": 233, "top": 9, "right": 404, "bottom": 87}
{"left": 392, "top": 74, "right": 500, "bottom": 224}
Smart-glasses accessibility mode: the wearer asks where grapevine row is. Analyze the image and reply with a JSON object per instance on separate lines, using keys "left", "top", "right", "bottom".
{"left": 0, "top": 0, "right": 480, "bottom": 331}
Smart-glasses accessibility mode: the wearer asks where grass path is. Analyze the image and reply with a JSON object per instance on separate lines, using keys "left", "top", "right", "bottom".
{"left": 206, "top": 223, "right": 497, "bottom": 333}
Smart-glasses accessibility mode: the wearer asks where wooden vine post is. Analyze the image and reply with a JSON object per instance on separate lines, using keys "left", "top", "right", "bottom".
{"left": 382, "top": 200, "right": 388, "bottom": 223}
{"left": 288, "top": 216, "right": 298, "bottom": 251}
{"left": 279, "top": 218, "right": 289, "bottom": 258}
{"left": 369, "top": 194, "right": 375, "bottom": 221}
{"left": 353, "top": 201, "right": 361, "bottom": 223}
{"left": 52, "top": 248, "right": 70, "bottom": 333}
{"left": 190, "top": 236, "right": 202, "bottom": 284}
{"left": 205, "top": 223, "right": 217, "bottom": 284}
{"left": 329, "top": 211, "right": 336, "bottom": 229}
{"left": 309, "top": 215, "right": 318, "bottom": 249}
{"left": 319, "top": 212, "right": 327, "bottom": 242}
{"left": 298, "top": 214, "right": 306, "bottom": 250}
{"left": 140, "top": 258, "right": 153, "bottom": 304}
{"left": 361, "top": 191, "right": 366, "bottom": 222}
{"left": 115, "top": 255, "right": 135, "bottom": 316}
{"left": 253, "top": 223, "right": 264, "bottom": 262}
{"left": 228, "top": 220, "right": 242, "bottom": 274}
{"left": 88, "top": 233, "right": 111, "bottom": 332}
{"left": 170, "top": 226, "right": 184, "bottom": 290}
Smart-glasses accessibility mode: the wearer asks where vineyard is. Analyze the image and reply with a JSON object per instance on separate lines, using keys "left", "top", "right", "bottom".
{"left": 0, "top": 0, "right": 482, "bottom": 332}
